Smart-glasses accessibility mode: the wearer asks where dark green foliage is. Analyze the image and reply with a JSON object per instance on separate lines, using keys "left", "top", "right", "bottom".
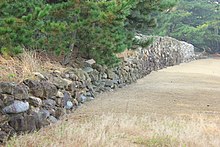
{"left": 150, "top": 0, "right": 220, "bottom": 53}
{"left": 0, "top": 0, "right": 177, "bottom": 65}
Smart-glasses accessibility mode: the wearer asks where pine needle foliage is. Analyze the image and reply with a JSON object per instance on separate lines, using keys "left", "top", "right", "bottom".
{"left": 0, "top": 0, "right": 177, "bottom": 66}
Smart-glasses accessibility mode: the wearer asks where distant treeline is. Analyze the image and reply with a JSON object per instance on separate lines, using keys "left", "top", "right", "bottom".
{"left": 149, "top": 0, "right": 220, "bottom": 53}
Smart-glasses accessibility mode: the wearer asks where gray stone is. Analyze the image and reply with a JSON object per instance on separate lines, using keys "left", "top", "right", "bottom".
{"left": 9, "top": 114, "right": 40, "bottom": 132}
{"left": 104, "top": 87, "right": 113, "bottom": 91}
{"left": 63, "top": 91, "right": 72, "bottom": 108}
{"left": 89, "top": 69, "right": 100, "bottom": 82}
{"left": 24, "top": 80, "right": 57, "bottom": 99}
{"left": 0, "top": 99, "right": 4, "bottom": 108}
{"left": 53, "top": 70, "right": 62, "bottom": 75}
{"left": 0, "top": 131, "right": 8, "bottom": 144}
{"left": 1, "top": 94, "right": 14, "bottom": 106}
{"left": 0, "top": 114, "right": 8, "bottom": 124}
{"left": 48, "top": 76, "right": 71, "bottom": 89}
{"left": 73, "top": 99, "right": 79, "bottom": 106}
{"left": 42, "top": 82, "right": 58, "bottom": 98}
{"left": 3, "top": 100, "right": 29, "bottom": 114}
{"left": 106, "top": 69, "right": 115, "bottom": 79}
{"left": 38, "top": 109, "right": 50, "bottom": 120}
{"left": 0, "top": 123, "right": 15, "bottom": 136}
{"left": 55, "top": 108, "right": 66, "bottom": 118}
{"left": 0, "top": 82, "right": 14, "bottom": 94}
{"left": 56, "top": 91, "right": 64, "bottom": 98}
{"left": 87, "top": 97, "right": 94, "bottom": 101}
{"left": 92, "top": 64, "right": 104, "bottom": 72}
{"left": 83, "top": 67, "right": 94, "bottom": 73}
{"left": 64, "top": 101, "right": 73, "bottom": 110}
{"left": 72, "top": 69, "right": 87, "bottom": 81}
{"left": 84, "top": 59, "right": 96, "bottom": 67}
{"left": 48, "top": 116, "right": 58, "bottom": 124}
{"left": 68, "top": 72, "right": 79, "bottom": 81}
{"left": 43, "top": 99, "right": 56, "bottom": 108}
{"left": 124, "top": 66, "right": 130, "bottom": 72}
{"left": 29, "top": 96, "right": 42, "bottom": 107}
{"left": 105, "top": 79, "right": 114, "bottom": 88}
{"left": 80, "top": 94, "right": 87, "bottom": 103}
{"left": 64, "top": 73, "right": 70, "bottom": 79}
{"left": 23, "top": 80, "right": 44, "bottom": 98}
{"left": 12, "top": 84, "right": 29, "bottom": 100}
{"left": 101, "top": 73, "right": 108, "bottom": 79}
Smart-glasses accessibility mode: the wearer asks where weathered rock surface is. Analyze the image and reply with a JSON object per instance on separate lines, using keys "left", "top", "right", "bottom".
{"left": 3, "top": 100, "right": 29, "bottom": 114}
{"left": 28, "top": 96, "right": 42, "bottom": 107}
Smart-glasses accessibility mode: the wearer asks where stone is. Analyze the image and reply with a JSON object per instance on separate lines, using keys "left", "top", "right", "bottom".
{"left": 55, "top": 108, "right": 66, "bottom": 118}
{"left": 72, "top": 69, "right": 87, "bottom": 81}
{"left": 42, "top": 82, "right": 58, "bottom": 99}
{"left": 64, "top": 73, "right": 70, "bottom": 79}
{"left": 68, "top": 72, "right": 79, "bottom": 81}
{"left": 101, "top": 73, "right": 108, "bottom": 79}
{"left": 0, "top": 99, "right": 4, "bottom": 108}
{"left": 64, "top": 101, "right": 73, "bottom": 109}
{"left": 123, "top": 66, "right": 130, "bottom": 72}
{"left": 56, "top": 90, "right": 64, "bottom": 98}
{"left": 38, "top": 109, "right": 50, "bottom": 120}
{"left": 0, "top": 114, "right": 8, "bottom": 124}
{"left": 12, "top": 84, "right": 29, "bottom": 100}
{"left": 89, "top": 69, "right": 100, "bottom": 82}
{"left": 0, "top": 82, "right": 14, "bottom": 94}
{"left": 48, "top": 116, "right": 58, "bottom": 124}
{"left": 0, "top": 131, "right": 8, "bottom": 144}
{"left": 3, "top": 100, "right": 29, "bottom": 114}
{"left": 43, "top": 99, "right": 56, "bottom": 108}
{"left": 73, "top": 99, "right": 79, "bottom": 106}
{"left": 9, "top": 114, "right": 40, "bottom": 132}
{"left": 106, "top": 69, "right": 115, "bottom": 80}
{"left": 33, "top": 72, "right": 47, "bottom": 80}
{"left": 92, "top": 64, "right": 103, "bottom": 72}
{"left": 53, "top": 70, "right": 62, "bottom": 75}
{"left": 55, "top": 98, "right": 62, "bottom": 106}
{"left": 63, "top": 91, "right": 72, "bottom": 108}
{"left": 87, "top": 97, "right": 94, "bottom": 101}
{"left": 79, "top": 94, "right": 87, "bottom": 103}
{"left": 24, "top": 80, "right": 44, "bottom": 98}
{"left": 49, "top": 76, "right": 72, "bottom": 89}
{"left": 83, "top": 67, "right": 94, "bottom": 73}
{"left": 105, "top": 79, "right": 114, "bottom": 88}
{"left": 28, "top": 96, "right": 42, "bottom": 107}
{"left": 84, "top": 59, "right": 96, "bottom": 67}
{"left": 0, "top": 123, "right": 15, "bottom": 136}
{"left": 2, "top": 94, "right": 14, "bottom": 106}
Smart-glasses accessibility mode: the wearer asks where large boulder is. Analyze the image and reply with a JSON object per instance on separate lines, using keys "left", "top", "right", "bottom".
{"left": 23, "top": 80, "right": 44, "bottom": 98}
{"left": 12, "top": 84, "right": 29, "bottom": 100}
{"left": 3, "top": 100, "right": 29, "bottom": 114}
{"left": 9, "top": 113, "right": 41, "bottom": 133}
{"left": 24, "top": 80, "right": 57, "bottom": 99}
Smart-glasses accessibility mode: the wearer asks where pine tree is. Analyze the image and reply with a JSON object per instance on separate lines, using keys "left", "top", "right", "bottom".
{"left": 0, "top": 0, "right": 178, "bottom": 65}
{"left": 150, "top": 0, "right": 220, "bottom": 52}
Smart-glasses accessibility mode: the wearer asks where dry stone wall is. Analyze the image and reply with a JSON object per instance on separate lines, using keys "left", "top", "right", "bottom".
{"left": 0, "top": 36, "right": 195, "bottom": 144}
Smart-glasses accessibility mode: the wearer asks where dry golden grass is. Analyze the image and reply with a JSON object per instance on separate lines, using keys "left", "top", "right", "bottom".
{"left": 5, "top": 113, "right": 220, "bottom": 147}
{"left": 0, "top": 51, "right": 42, "bottom": 83}
{"left": 0, "top": 50, "right": 64, "bottom": 83}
